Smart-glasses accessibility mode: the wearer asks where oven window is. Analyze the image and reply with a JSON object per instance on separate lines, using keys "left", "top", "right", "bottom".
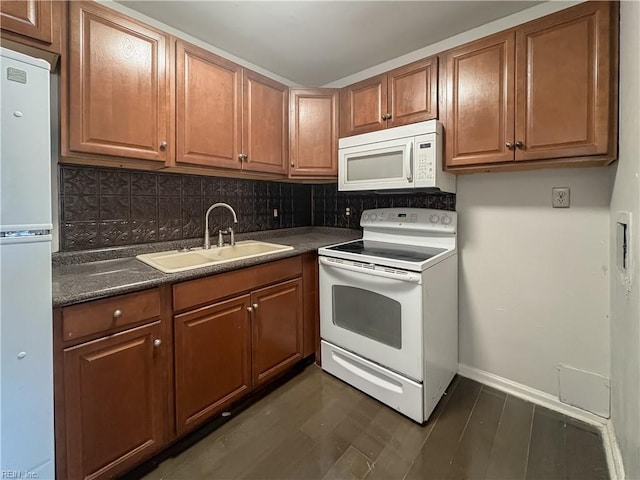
{"left": 332, "top": 285, "right": 402, "bottom": 349}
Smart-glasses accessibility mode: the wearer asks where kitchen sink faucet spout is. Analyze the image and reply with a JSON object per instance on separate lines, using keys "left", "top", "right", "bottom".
{"left": 204, "top": 202, "right": 238, "bottom": 249}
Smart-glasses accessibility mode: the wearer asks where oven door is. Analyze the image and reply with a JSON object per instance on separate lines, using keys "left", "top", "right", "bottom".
{"left": 319, "top": 256, "right": 424, "bottom": 381}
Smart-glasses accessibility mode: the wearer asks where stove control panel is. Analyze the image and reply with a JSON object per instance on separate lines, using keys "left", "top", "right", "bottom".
{"left": 361, "top": 208, "right": 456, "bottom": 232}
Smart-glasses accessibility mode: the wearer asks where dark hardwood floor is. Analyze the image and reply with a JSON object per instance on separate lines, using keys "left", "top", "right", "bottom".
{"left": 140, "top": 364, "right": 609, "bottom": 480}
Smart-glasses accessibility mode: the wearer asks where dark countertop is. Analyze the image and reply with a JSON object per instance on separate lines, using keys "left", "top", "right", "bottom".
{"left": 52, "top": 227, "right": 361, "bottom": 307}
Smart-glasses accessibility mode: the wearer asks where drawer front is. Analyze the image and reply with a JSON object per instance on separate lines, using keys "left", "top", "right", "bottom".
{"left": 173, "top": 256, "right": 302, "bottom": 312}
{"left": 62, "top": 289, "right": 161, "bottom": 342}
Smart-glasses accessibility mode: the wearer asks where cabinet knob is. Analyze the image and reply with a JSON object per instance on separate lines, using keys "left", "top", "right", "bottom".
{"left": 252, "top": 303, "right": 259, "bottom": 310}
{"left": 506, "top": 142, "right": 514, "bottom": 150}
{"left": 290, "top": 161, "right": 295, "bottom": 167}
{"left": 515, "top": 141, "right": 525, "bottom": 149}
{"left": 113, "top": 309, "right": 122, "bottom": 318}
{"left": 153, "top": 339, "right": 161, "bottom": 347}
{"left": 238, "top": 153, "right": 248, "bottom": 162}
{"left": 381, "top": 114, "right": 388, "bottom": 120}
{"left": 247, "top": 306, "right": 253, "bottom": 312}
{"left": 386, "top": 113, "right": 392, "bottom": 120}
{"left": 160, "top": 141, "right": 168, "bottom": 150}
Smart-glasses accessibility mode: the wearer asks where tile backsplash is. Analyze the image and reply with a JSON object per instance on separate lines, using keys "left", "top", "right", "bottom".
{"left": 58, "top": 165, "right": 456, "bottom": 251}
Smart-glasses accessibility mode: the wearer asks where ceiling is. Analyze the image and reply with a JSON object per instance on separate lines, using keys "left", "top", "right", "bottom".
{"left": 119, "top": 1, "right": 541, "bottom": 86}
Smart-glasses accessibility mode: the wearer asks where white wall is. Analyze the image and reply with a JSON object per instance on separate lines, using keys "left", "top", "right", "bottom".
{"left": 610, "top": 1, "right": 640, "bottom": 478}
{"left": 457, "top": 168, "right": 612, "bottom": 399}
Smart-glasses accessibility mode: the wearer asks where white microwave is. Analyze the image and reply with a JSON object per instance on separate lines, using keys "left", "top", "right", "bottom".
{"left": 338, "top": 120, "right": 455, "bottom": 193}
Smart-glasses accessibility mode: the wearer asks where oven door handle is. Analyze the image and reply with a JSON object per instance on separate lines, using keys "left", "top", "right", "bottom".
{"left": 319, "top": 257, "right": 421, "bottom": 283}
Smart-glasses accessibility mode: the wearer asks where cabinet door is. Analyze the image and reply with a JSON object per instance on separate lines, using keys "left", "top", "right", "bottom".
{"left": 339, "top": 74, "right": 387, "bottom": 137}
{"left": 289, "top": 88, "right": 338, "bottom": 177}
{"left": 63, "top": 322, "right": 165, "bottom": 480}
{"left": 68, "top": 2, "right": 171, "bottom": 163}
{"left": 176, "top": 40, "right": 242, "bottom": 169}
{"left": 174, "top": 295, "right": 252, "bottom": 435}
{"left": 251, "top": 278, "right": 303, "bottom": 387}
{"left": 242, "top": 69, "right": 288, "bottom": 174}
{"left": 515, "top": 1, "right": 613, "bottom": 161}
{"left": 445, "top": 31, "right": 515, "bottom": 167}
{"left": 0, "top": 0, "right": 52, "bottom": 44}
{"left": 387, "top": 57, "right": 438, "bottom": 128}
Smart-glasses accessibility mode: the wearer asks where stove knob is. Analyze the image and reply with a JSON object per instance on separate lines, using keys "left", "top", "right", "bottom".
{"left": 370, "top": 213, "right": 377, "bottom": 221}
{"left": 430, "top": 214, "right": 440, "bottom": 223}
{"left": 441, "top": 215, "right": 451, "bottom": 225}
{"left": 363, "top": 213, "right": 369, "bottom": 221}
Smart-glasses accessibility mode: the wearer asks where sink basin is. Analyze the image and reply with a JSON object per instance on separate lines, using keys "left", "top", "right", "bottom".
{"left": 136, "top": 240, "right": 294, "bottom": 273}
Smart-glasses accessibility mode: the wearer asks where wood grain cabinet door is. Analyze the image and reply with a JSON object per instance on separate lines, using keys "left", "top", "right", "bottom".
{"left": 63, "top": 322, "right": 165, "bottom": 480}
{"left": 445, "top": 31, "right": 516, "bottom": 167}
{"left": 0, "top": 0, "right": 52, "bottom": 44}
{"left": 251, "top": 278, "right": 303, "bottom": 387}
{"left": 289, "top": 88, "right": 338, "bottom": 177}
{"left": 387, "top": 57, "right": 438, "bottom": 128}
{"left": 339, "top": 74, "right": 387, "bottom": 137}
{"left": 176, "top": 40, "right": 242, "bottom": 169}
{"left": 242, "top": 69, "right": 288, "bottom": 174}
{"left": 514, "top": 1, "right": 613, "bottom": 161}
{"left": 174, "top": 295, "right": 252, "bottom": 436}
{"left": 68, "top": 2, "right": 171, "bottom": 163}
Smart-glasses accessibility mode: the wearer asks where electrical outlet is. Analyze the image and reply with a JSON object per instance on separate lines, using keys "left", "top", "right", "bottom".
{"left": 552, "top": 187, "right": 570, "bottom": 208}
{"left": 345, "top": 207, "right": 351, "bottom": 217}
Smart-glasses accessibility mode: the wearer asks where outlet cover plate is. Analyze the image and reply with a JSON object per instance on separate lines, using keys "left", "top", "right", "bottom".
{"left": 552, "top": 187, "right": 570, "bottom": 208}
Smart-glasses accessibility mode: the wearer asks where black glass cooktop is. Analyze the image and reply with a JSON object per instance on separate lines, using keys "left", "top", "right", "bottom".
{"left": 327, "top": 240, "right": 445, "bottom": 263}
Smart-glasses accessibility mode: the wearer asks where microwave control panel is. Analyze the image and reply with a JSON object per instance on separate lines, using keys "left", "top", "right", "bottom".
{"left": 414, "top": 133, "right": 438, "bottom": 185}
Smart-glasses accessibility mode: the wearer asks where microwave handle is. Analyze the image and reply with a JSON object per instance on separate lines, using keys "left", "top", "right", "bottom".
{"left": 405, "top": 141, "right": 413, "bottom": 182}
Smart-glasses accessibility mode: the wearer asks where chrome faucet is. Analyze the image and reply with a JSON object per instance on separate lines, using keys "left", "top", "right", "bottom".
{"left": 204, "top": 202, "right": 238, "bottom": 249}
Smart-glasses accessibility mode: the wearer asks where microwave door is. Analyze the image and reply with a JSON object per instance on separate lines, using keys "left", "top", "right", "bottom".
{"left": 339, "top": 139, "right": 415, "bottom": 191}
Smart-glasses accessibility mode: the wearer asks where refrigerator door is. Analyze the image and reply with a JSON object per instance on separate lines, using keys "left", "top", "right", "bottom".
{"left": 0, "top": 236, "right": 54, "bottom": 478}
{"left": 0, "top": 48, "right": 51, "bottom": 232}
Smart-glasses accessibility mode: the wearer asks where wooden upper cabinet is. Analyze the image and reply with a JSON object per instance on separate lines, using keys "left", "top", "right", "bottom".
{"left": 445, "top": 31, "right": 515, "bottom": 167}
{"left": 67, "top": 2, "right": 171, "bottom": 163}
{"left": 63, "top": 322, "right": 166, "bottom": 480}
{"left": 340, "top": 57, "right": 438, "bottom": 137}
{"left": 289, "top": 88, "right": 338, "bottom": 178}
{"left": 1, "top": 0, "right": 52, "bottom": 44}
{"left": 176, "top": 40, "right": 242, "bottom": 169}
{"left": 514, "top": 1, "right": 613, "bottom": 161}
{"left": 340, "top": 74, "right": 387, "bottom": 137}
{"left": 242, "top": 70, "right": 288, "bottom": 174}
{"left": 387, "top": 57, "right": 438, "bottom": 128}
{"left": 444, "top": 1, "right": 618, "bottom": 172}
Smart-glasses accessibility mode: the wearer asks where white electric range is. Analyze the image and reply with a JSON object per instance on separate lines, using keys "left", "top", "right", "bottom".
{"left": 318, "top": 208, "right": 458, "bottom": 423}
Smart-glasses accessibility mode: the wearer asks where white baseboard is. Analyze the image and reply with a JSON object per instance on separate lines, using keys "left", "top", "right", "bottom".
{"left": 457, "top": 364, "right": 624, "bottom": 479}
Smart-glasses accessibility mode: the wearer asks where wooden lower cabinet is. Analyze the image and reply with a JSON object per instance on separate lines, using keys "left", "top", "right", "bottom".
{"left": 62, "top": 322, "right": 166, "bottom": 480}
{"left": 174, "top": 295, "right": 252, "bottom": 436}
{"left": 251, "top": 278, "right": 303, "bottom": 387}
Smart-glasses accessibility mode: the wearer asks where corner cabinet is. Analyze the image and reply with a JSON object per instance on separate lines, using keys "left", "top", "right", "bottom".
{"left": 289, "top": 88, "right": 338, "bottom": 178}
{"left": 444, "top": 1, "right": 618, "bottom": 172}
{"left": 339, "top": 56, "right": 438, "bottom": 137}
{"left": 66, "top": 1, "right": 172, "bottom": 163}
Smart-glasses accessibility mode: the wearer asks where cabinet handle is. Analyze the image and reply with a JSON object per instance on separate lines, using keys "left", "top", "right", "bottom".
{"left": 252, "top": 303, "right": 259, "bottom": 310}
{"left": 506, "top": 142, "right": 514, "bottom": 150}
{"left": 153, "top": 339, "right": 161, "bottom": 347}
{"left": 515, "top": 141, "right": 525, "bottom": 149}
{"left": 113, "top": 309, "right": 122, "bottom": 318}
{"left": 247, "top": 306, "right": 253, "bottom": 312}
{"left": 160, "top": 141, "right": 168, "bottom": 150}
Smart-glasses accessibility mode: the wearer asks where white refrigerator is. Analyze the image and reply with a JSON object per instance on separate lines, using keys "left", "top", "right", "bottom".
{"left": 0, "top": 48, "right": 55, "bottom": 479}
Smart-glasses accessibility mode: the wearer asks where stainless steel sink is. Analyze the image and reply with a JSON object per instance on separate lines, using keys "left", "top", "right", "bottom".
{"left": 136, "top": 240, "right": 294, "bottom": 273}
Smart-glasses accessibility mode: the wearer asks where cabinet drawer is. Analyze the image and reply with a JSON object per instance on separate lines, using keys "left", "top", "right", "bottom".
{"left": 62, "top": 289, "right": 161, "bottom": 342}
{"left": 173, "top": 256, "right": 302, "bottom": 312}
